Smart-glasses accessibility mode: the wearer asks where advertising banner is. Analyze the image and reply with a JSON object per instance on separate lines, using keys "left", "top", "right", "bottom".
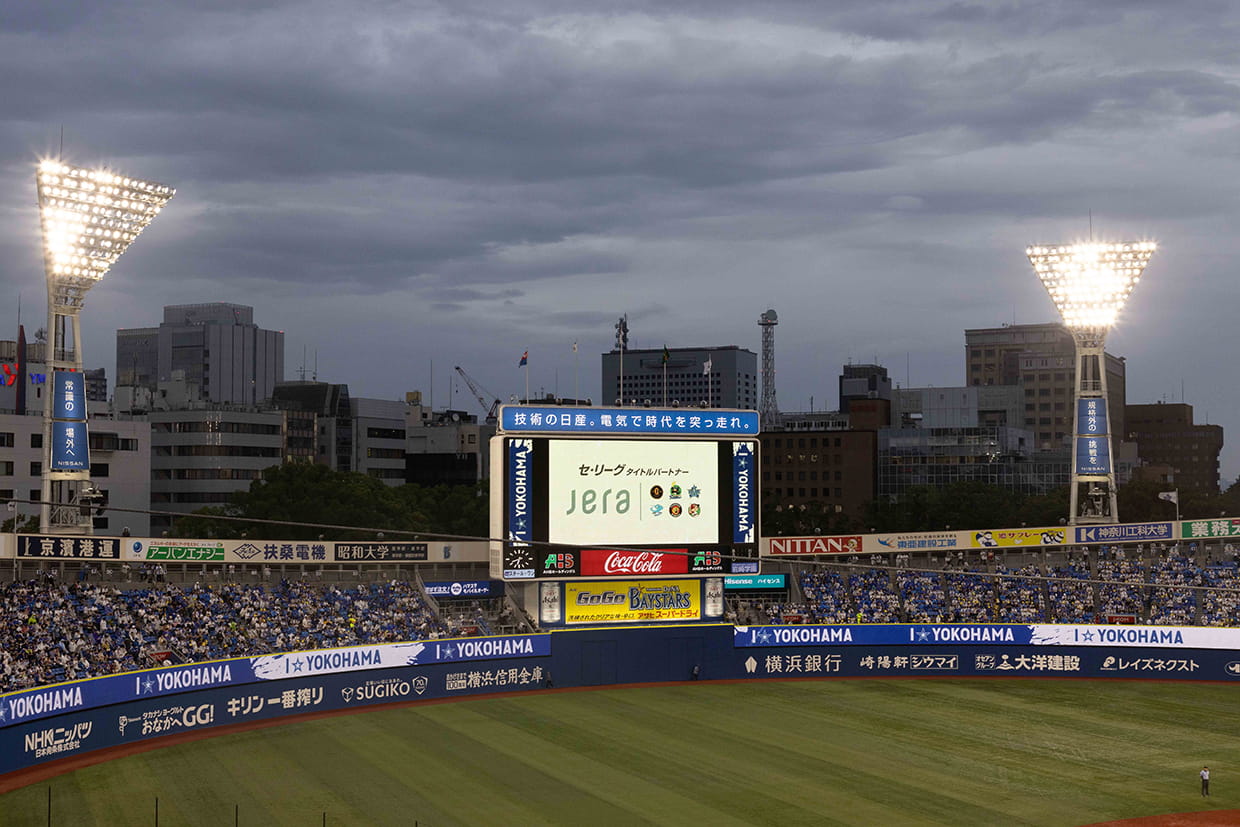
{"left": 52, "top": 371, "right": 86, "bottom": 421}
{"left": 564, "top": 580, "right": 701, "bottom": 625}
{"left": 1183, "top": 518, "right": 1240, "bottom": 540}
{"left": 539, "top": 582, "right": 562, "bottom": 625}
{"left": 703, "top": 577, "right": 724, "bottom": 618}
{"left": 0, "top": 633, "right": 551, "bottom": 730}
{"left": 425, "top": 581, "right": 500, "bottom": 599}
{"left": 334, "top": 542, "right": 428, "bottom": 562}
{"left": 501, "top": 405, "right": 759, "bottom": 436}
{"left": 1074, "top": 523, "right": 1173, "bottom": 544}
{"left": 137, "top": 540, "right": 226, "bottom": 562}
{"left": 874, "top": 531, "right": 962, "bottom": 552}
{"left": 735, "top": 645, "right": 1218, "bottom": 682}
{"left": 732, "top": 442, "right": 755, "bottom": 543}
{"left": 50, "top": 421, "right": 88, "bottom": 470}
{"left": 732, "top": 623, "right": 1219, "bottom": 650}
{"left": 970, "top": 527, "right": 1066, "bottom": 549}
{"left": 1, "top": 656, "right": 552, "bottom": 775}
{"left": 580, "top": 548, "right": 688, "bottom": 577}
{"left": 724, "top": 574, "right": 787, "bottom": 589}
{"left": 1077, "top": 398, "right": 1109, "bottom": 435}
{"left": 1075, "top": 435, "right": 1111, "bottom": 475}
{"left": 17, "top": 536, "right": 120, "bottom": 559}
{"left": 768, "top": 536, "right": 863, "bottom": 556}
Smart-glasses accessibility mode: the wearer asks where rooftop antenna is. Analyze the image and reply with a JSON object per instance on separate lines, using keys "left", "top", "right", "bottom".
{"left": 1089, "top": 209, "right": 1093, "bottom": 240}
{"left": 313, "top": 349, "right": 318, "bottom": 382}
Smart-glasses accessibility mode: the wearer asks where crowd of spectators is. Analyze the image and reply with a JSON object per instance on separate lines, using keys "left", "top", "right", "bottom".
{"left": 790, "top": 544, "right": 1240, "bottom": 627}
{"left": 0, "top": 576, "right": 448, "bottom": 693}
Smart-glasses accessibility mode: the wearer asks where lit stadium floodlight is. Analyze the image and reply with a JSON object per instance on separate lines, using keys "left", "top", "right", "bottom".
{"left": 37, "top": 158, "right": 175, "bottom": 534}
{"left": 1027, "top": 242, "right": 1156, "bottom": 330}
{"left": 1026, "top": 240, "right": 1156, "bottom": 526}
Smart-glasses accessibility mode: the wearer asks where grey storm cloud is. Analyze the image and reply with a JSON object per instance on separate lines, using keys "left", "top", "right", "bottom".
{"left": 3, "top": 0, "right": 1240, "bottom": 482}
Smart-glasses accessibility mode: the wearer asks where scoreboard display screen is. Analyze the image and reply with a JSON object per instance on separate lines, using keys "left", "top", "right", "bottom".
{"left": 492, "top": 435, "right": 758, "bottom": 580}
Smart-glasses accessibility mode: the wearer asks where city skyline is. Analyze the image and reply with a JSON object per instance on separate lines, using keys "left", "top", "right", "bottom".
{"left": 1, "top": 2, "right": 1237, "bottom": 484}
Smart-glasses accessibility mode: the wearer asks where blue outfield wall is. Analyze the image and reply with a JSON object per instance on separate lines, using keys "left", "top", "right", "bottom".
{"left": 5, "top": 623, "right": 1240, "bottom": 779}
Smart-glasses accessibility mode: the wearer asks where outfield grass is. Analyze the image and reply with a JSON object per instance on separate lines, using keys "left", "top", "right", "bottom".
{"left": 2, "top": 679, "right": 1238, "bottom": 826}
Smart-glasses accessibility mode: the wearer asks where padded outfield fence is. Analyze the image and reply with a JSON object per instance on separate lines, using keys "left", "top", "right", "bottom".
{"left": 6, "top": 620, "right": 1240, "bottom": 781}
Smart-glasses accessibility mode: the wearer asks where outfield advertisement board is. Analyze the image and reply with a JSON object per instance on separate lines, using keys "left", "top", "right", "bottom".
{"left": 7, "top": 624, "right": 1240, "bottom": 779}
{"left": 732, "top": 624, "right": 1224, "bottom": 649}
{"left": 0, "top": 658, "right": 552, "bottom": 775}
{"left": 0, "top": 634, "right": 550, "bottom": 730}
{"left": 564, "top": 580, "right": 701, "bottom": 624}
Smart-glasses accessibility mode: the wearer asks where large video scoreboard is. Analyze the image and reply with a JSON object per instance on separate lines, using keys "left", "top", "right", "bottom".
{"left": 489, "top": 405, "right": 759, "bottom": 581}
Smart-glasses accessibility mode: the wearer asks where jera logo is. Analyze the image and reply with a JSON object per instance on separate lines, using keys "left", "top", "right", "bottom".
{"left": 565, "top": 488, "right": 630, "bottom": 515}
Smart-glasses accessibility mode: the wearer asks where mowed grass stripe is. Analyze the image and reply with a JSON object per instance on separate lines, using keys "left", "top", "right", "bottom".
{"left": 3, "top": 679, "right": 1240, "bottom": 826}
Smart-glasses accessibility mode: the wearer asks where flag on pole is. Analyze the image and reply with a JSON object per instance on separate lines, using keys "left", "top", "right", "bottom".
{"left": 662, "top": 345, "right": 670, "bottom": 365}
{"left": 518, "top": 350, "right": 528, "bottom": 367}
{"left": 1158, "top": 490, "right": 1179, "bottom": 504}
{"left": 703, "top": 357, "right": 712, "bottom": 375}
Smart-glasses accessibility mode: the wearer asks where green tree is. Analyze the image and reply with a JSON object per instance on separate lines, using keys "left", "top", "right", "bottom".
{"left": 172, "top": 464, "right": 492, "bottom": 540}
{"left": 2, "top": 514, "right": 39, "bottom": 533}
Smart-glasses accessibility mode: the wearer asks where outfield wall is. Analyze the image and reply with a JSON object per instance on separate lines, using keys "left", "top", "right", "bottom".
{"left": 5, "top": 623, "right": 1240, "bottom": 780}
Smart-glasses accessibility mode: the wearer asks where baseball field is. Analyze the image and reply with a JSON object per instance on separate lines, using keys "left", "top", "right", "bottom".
{"left": 2, "top": 678, "right": 1237, "bottom": 826}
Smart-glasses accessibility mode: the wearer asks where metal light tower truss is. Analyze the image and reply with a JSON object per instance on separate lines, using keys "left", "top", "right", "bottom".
{"left": 37, "top": 159, "right": 175, "bottom": 533}
{"left": 1027, "top": 241, "right": 1155, "bottom": 525}
{"left": 758, "top": 309, "right": 779, "bottom": 429}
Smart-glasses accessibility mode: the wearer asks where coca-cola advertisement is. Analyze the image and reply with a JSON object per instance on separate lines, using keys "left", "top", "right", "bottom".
{"left": 581, "top": 548, "right": 689, "bottom": 577}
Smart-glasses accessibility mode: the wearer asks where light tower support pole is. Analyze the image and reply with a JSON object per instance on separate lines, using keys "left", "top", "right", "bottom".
{"left": 1067, "top": 326, "right": 1118, "bottom": 524}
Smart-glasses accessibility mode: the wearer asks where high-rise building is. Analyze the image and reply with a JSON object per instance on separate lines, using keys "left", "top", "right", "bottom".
{"left": 270, "top": 381, "right": 353, "bottom": 472}
{"left": 351, "top": 397, "right": 409, "bottom": 485}
{"left": 1125, "top": 403, "right": 1224, "bottom": 494}
{"left": 839, "top": 363, "right": 892, "bottom": 413}
{"left": 148, "top": 408, "right": 288, "bottom": 533}
{"left": 879, "top": 385, "right": 1064, "bottom": 501}
{"left": 601, "top": 346, "right": 757, "bottom": 410}
{"left": 117, "top": 303, "right": 284, "bottom": 406}
{"left": 405, "top": 403, "right": 492, "bottom": 486}
{"left": 964, "top": 323, "right": 1127, "bottom": 452}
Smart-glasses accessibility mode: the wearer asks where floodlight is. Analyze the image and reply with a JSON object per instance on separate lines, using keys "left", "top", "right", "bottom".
{"left": 37, "top": 160, "right": 175, "bottom": 307}
{"left": 36, "top": 158, "right": 175, "bottom": 535}
{"left": 1026, "top": 239, "right": 1156, "bottom": 527}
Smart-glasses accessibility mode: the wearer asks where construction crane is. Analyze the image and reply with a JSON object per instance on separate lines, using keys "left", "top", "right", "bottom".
{"left": 454, "top": 365, "right": 502, "bottom": 424}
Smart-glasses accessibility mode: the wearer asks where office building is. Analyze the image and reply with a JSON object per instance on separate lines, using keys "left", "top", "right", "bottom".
{"left": 149, "top": 408, "right": 288, "bottom": 533}
{"left": 839, "top": 364, "right": 892, "bottom": 413}
{"left": 1126, "top": 403, "right": 1224, "bottom": 494}
{"left": 352, "top": 397, "right": 409, "bottom": 484}
{"left": 270, "top": 381, "right": 353, "bottom": 472}
{"left": 117, "top": 303, "right": 284, "bottom": 407}
{"left": 601, "top": 346, "right": 757, "bottom": 410}
{"left": 405, "top": 402, "right": 492, "bottom": 486}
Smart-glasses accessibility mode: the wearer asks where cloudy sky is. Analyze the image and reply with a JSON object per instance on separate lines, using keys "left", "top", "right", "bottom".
{"left": 3, "top": 1, "right": 1238, "bottom": 485}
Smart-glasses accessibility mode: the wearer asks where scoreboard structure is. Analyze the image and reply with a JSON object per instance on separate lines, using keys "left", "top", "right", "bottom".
{"left": 489, "top": 405, "right": 760, "bottom": 581}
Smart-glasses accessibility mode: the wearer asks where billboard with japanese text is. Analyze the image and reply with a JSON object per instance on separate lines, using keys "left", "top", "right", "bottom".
{"left": 563, "top": 579, "right": 702, "bottom": 625}
{"left": 491, "top": 406, "right": 760, "bottom": 581}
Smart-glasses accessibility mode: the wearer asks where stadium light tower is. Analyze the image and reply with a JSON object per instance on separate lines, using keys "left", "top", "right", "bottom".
{"left": 36, "top": 159, "right": 174, "bottom": 534}
{"left": 1027, "top": 241, "right": 1156, "bottom": 525}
